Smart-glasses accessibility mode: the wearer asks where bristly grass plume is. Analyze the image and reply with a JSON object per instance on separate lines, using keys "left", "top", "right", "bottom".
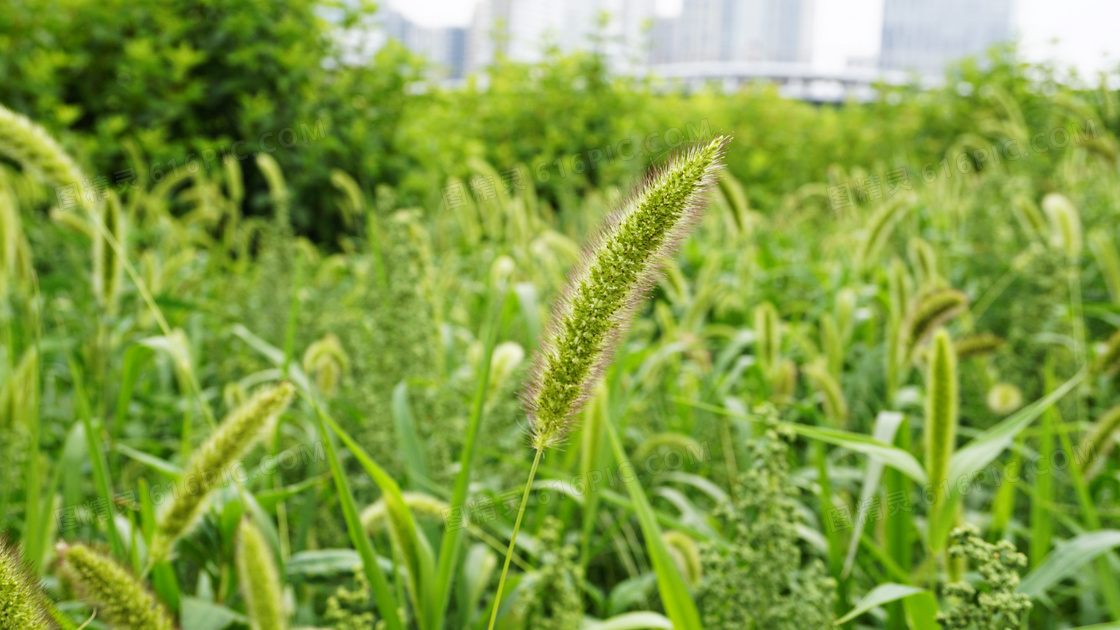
{"left": 523, "top": 136, "right": 729, "bottom": 451}
{"left": 153, "top": 381, "right": 295, "bottom": 560}
{"left": 58, "top": 542, "right": 176, "bottom": 630}
{"left": 0, "top": 535, "right": 52, "bottom": 629}
{"left": 489, "top": 136, "right": 729, "bottom": 630}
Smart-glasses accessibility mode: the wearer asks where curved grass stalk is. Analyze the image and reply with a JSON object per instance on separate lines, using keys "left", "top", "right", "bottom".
{"left": 488, "top": 137, "right": 728, "bottom": 630}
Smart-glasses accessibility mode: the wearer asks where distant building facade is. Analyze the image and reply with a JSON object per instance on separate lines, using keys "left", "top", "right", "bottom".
{"left": 466, "top": 0, "right": 656, "bottom": 73}
{"left": 880, "top": 0, "right": 1015, "bottom": 76}
{"left": 650, "top": 0, "right": 814, "bottom": 65}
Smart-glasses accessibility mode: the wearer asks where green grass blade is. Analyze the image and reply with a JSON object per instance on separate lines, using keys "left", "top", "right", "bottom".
{"left": 605, "top": 418, "right": 702, "bottom": 630}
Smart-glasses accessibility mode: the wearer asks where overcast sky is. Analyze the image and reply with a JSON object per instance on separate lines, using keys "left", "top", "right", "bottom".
{"left": 387, "top": 0, "right": 1119, "bottom": 77}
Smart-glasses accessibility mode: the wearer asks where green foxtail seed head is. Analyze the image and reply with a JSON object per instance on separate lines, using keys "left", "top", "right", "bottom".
{"left": 986, "top": 383, "right": 1023, "bottom": 415}
{"left": 1089, "top": 230, "right": 1120, "bottom": 302}
{"left": 924, "top": 328, "right": 959, "bottom": 525}
{"left": 523, "top": 136, "right": 729, "bottom": 450}
{"left": 1079, "top": 403, "right": 1120, "bottom": 476}
{"left": 154, "top": 381, "right": 295, "bottom": 558}
{"left": 1093, "top": 328, "right": 1120, "bottom": 377}
{"left": 58, "top": 542, "right": 175, "bottom": 630}
{"left": 1042, "top": 192, "right": 1081, "bottom": 259}
{"left": 302, "top": 334, "right": 349, "bottom": 395}
{"left": 92, "top": 191, "right": 125, "bottom": 312}
{"left": 0, "top": 103, "right": 85, "bottom": 193}
{"left": 888, "top": 257, "right": 912, "bottom": 325}
{"left": 804, "top": 360, "right": 848, "bottom": 426}
{"left": 858, "top": 195, "right": 914, "bottom": 269}
{"left": 835, "top": 287, "right": 858, "bottom": 342}
{"left": 255, "top": 153, "right": 290, "bottom": 226}
{"left": 908, "top": 237, "right": 940, "bottom": 288}
{"left": 900, "top": 288, "right": 968, "bottom": 363}
{"left": 753, "top": 301, "right": 782, "bottom": 380}
{"left": 361, "top": 492, "right": 449, "bottom": 535}
{"left": 0, "top": 535, "right": 52, "bottom": 629}
{"left": 329, "top": 169, "right": 365, "bottom": 229}
{"left": 955, "top": 333, "right": 1005, "bottom": 360}
{"left": 819, "top": 312, "right": 844, "bottom": 377}
{"left": 236, "top": 519, "right": 286, "bottom": 630}
{"left": 662, "top": 531, "right": 703, "bottom": 588}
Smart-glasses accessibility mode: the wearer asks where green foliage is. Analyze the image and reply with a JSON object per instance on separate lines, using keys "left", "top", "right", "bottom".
{"left": 510, "top": 517, "right": 584, "bottom": 630}
{"left": 937, "top": 525, "right": 1031, "bottom": 630}
{"left": 698, "top": 419, "right": 836, "bottom": 629}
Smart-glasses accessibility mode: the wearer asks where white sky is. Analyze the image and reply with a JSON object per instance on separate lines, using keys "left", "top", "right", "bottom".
{"left": 390, "top": 0, "right": 1120, "bottom": 77}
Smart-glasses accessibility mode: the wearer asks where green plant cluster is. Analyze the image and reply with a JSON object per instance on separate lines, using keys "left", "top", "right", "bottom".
{"left": 698, "top": 417, "right": 836, "bottom": 629}
{"left": 937, "top": 525, "right": 1031, "bottom": 630}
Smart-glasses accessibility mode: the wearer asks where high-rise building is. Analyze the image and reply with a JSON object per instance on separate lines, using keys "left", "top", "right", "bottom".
{"left": 651, "top": 0, "right": 814, "bottom": 65}
{"left": 880, "top": 0, "right": 1015, "bottom": 76}
{"left": 466, "top": 0, "right": 656, "bottom": 73}
{"left": 334, "top": 6, "right": 467, "bottom": 79}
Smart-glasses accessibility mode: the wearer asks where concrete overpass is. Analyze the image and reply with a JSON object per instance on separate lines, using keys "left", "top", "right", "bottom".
{"left": 645, "top": 61, "right": 941, "bottom": 103}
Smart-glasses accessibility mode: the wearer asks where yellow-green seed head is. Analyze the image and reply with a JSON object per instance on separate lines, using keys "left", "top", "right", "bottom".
{"left": 523, "top": 136, "right": 729, "bottom": 450}
{"left": 0, "top": 536, "right": 52, "bottom": 629}
{"left": 900, "top": 288, "right": 968, "bottom": 363}
{"left": 302, "top": 334, "right": 349, "bottom": 395}
{"left": 1093, "top": 328, "right": 1120, "bottom": 377}
{"left": 236, "top": 519, "right": 286, "bottom": 630}
{"left": 92, "top": 191, "right": 126, "bottom": 313}
{"left": 753, "top": 301, "right": 782, "bottom": 380}
{"left": 986, "top": 383, "right": 1023, "bottom": 415}
{"left": 361, "top": 492, "right": 449, "bottom": 534}
{"left": 59, "top": 542, "right": 175, "bottom": 630}
{"left": 154, "top": 382, "right": 295, "bottom": 557}
{"left": 1042, "top": 193, "right": 1082, "bottom": 259}
{"left": 662, "top": 531, "right": 702, "bottom": 588}
{"left": 955, "top": 333, "right": 1005, "bottom": 360}
{"left": 1079, "top": 403, "right": 1120, "bottom": 475}
{"left": 0, "top": 103, "right": 85, "bottom": 193}
{"left": 1089, "top": 230, "right": 1120, "bottom": 303}
{"left": 805, "top": 360, "right": 849, "bottom": 426}
{"left": 924, "top": 329, "right": 959, "bottom": 523}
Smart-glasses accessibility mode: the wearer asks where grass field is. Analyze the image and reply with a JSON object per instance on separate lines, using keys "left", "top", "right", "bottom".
{"left": 2, "top": 30, "right": 1120, "bottom": 630}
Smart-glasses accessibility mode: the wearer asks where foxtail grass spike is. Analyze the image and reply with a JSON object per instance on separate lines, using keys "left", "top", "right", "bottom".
{"left": 661, "top": 531, "right": 702, "bottom": 588}
{"left": 908, "top": 237, "right": 939, "bottom": 288}
{"left": 901, "top": 288, "right": 968, "bottom": 362}
{"left": 820, "top": 312, "right": 844, "bottom": 376}
{"left": 1094, "top": 328, "right": 1120, "bottom": 377}
{"left": 255, "top": 153, "right": 290, "bottom": 227}
{"left": 858, "top": 195, "right": 913, "bottom": 269}
{"left": 1090, "top": 230, "right": 1120, "bottom": 302}
{"left": 805, "top": 360, "right": 848, "bottom": 426}
{"left": 924, "top": 328, "right": 959, "bottom": 546}
{"left": 835, "top": 287, "right": 857, "bottom": 342}
{"left": 523, "top": 136, "right": 729, "bottom": 451}
{"left": 0, "top": 536, "right": 52, "bottom": 629}
{"left": 1042, "top": 193, "right": 1082, "bottom": 259}
{"left": 0, "top": 103, "right": 85, "bottom": 192}
{"left": 753, "top": 301, "right": 782, "bottom": 381}
{"left": 1079, "top": 403, "right": 1120, "bottom": 475}
{"left": 954, "top": 332, "right": 1005, "bottom": 360}
{"left": 58, "top": 542, "right": 175, "bottom": 630}
{"left": 302, "top": 334, "right": 349, "bottom": 395}
{"left": 888, "top": 257, "right": 912, "bottom": 325}
{"left": 236, "top": 519, "right": 287, "bottom": 630}
{"left": 986, "top": 383, "right": 1023, "bottom": 415}
{"left": 92, "top": 191, "right": 126, "bottom": 312}
{"left": 154, "top": 382, "right": 295, "bottom": 558}
{"left": 361, "top": 492, "right": 449, "bottom": 534}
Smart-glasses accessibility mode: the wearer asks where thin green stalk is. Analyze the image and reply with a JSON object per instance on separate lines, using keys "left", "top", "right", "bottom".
{"left": 308, "top": 397, "right": 404, "bottom": 630}
{"left": 431, "top": 283, "right": 506, "bottom": 630}
{"left": 486, "top": 447, "right": 543, "bottom": 630}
